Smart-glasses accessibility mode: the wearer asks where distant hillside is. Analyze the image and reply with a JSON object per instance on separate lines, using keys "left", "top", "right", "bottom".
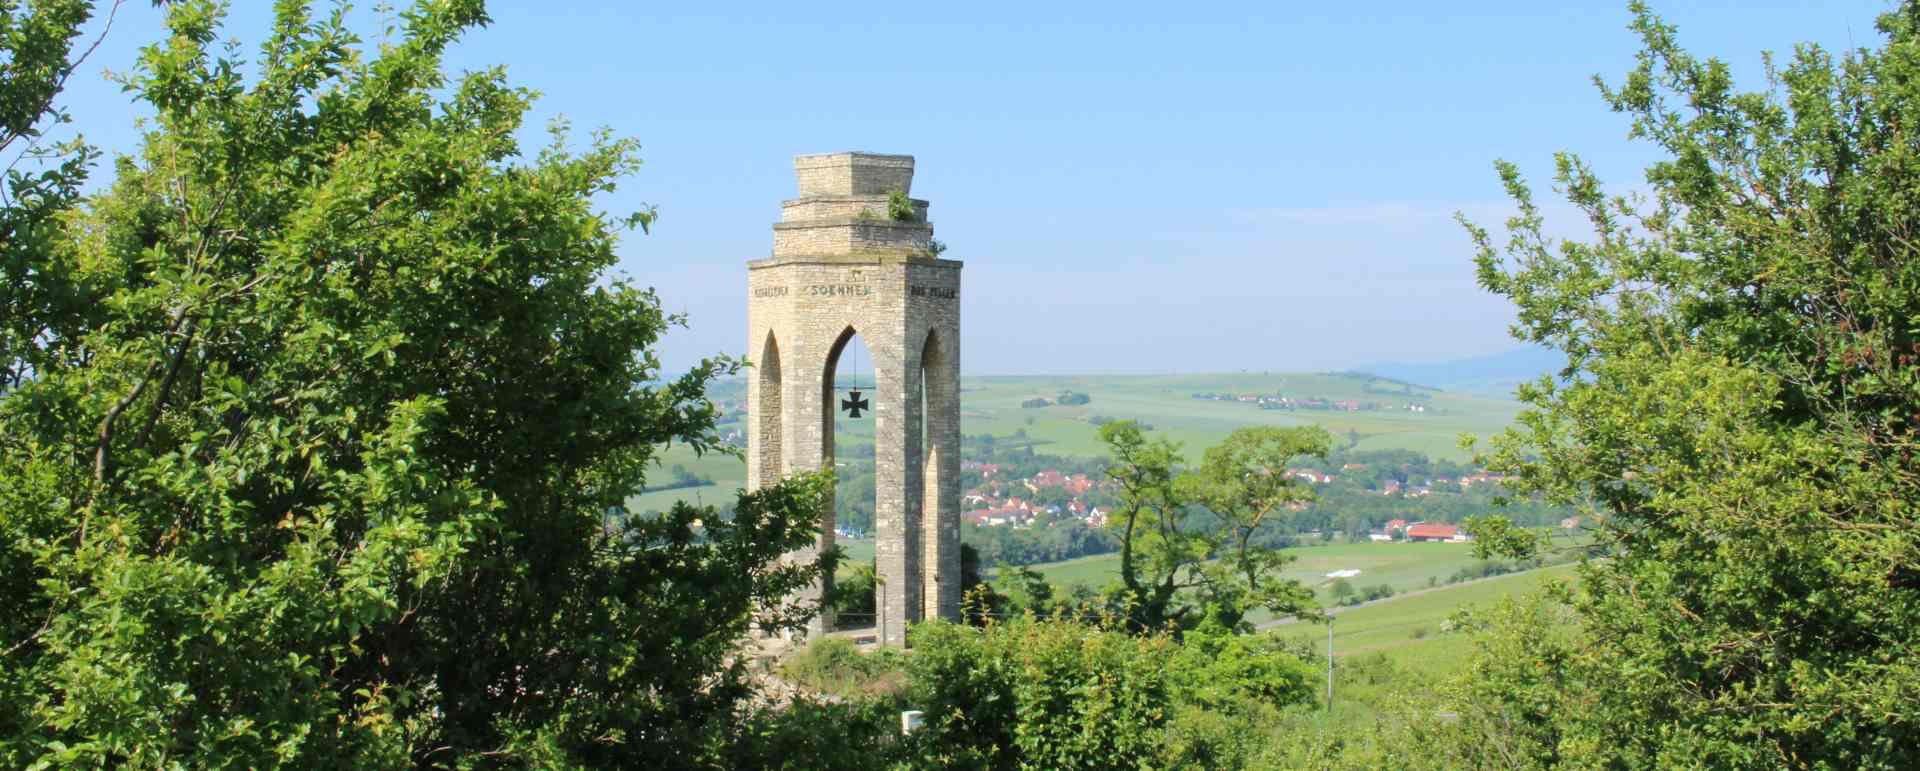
{"left": 1355, "top": 345, "right": 1563, "bottom": 397}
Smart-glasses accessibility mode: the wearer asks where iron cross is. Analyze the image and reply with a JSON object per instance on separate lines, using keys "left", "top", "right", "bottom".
{"left": 841, "top": 389, "right": 870, "bottom": 418}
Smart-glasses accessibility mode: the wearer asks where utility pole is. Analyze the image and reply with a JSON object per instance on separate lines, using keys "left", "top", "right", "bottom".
{"left": 1325, "top": 616, "right": 1335, "bottom": 710}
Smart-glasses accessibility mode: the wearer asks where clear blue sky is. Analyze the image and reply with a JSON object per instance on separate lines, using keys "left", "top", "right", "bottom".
{"left": 59, "top": 1, "right": 1890, "bottom": 375}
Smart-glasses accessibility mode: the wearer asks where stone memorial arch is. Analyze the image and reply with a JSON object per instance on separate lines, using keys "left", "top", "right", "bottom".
{"left": 745, "top": 152, "right": 962, "bottom": 646}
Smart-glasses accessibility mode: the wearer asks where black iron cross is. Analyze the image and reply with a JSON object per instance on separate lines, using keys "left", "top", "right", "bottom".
{"left": 840, "top": 389, "right": 870, "bottom": 418}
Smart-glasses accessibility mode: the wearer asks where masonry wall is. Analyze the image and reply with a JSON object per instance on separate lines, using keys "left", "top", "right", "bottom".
{"left": 794, "top": 152, "right": 914, "bottom": 196}
{"left": 771, "top": 219, "right": 931, "bottom": 258}
{"left": 780, "top": 195, "right": 928, "bottom": 222}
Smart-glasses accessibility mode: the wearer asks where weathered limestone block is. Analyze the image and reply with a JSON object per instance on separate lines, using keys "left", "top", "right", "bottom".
{"left": 780, "top": 194, "right": 929, "bottom": 223}
{"left": 793, "top": 152, "right": 915, "bottom": 196}
{"left": 771, "top": 219, "right": 931, "bottom": 258}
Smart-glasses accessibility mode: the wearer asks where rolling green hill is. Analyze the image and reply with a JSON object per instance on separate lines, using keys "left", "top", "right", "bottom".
{"left": 627, "top": 372, "right": 1522, "bottom": 515}
{"left": 1267, "top": 562, "right": 1581, "bottom": 676}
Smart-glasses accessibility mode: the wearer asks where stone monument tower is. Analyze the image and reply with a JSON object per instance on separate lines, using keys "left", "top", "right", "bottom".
{"left": 745, "top": 152, "right": 962, "bottom": 646}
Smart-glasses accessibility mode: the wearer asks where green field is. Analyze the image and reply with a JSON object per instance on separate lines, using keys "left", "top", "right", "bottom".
{"left": 1019, "top": 541, "right": 1578, "bottom": 678}
{"left": 626, "top": 372, "right": 1521, "bottom": 514}
{"left": 623, "top": 444, "right": 752, "bottom": 515}
{"left": 839, "top": 538, "right": 875, "bottom": 564}
{"left": 1027, "top": 540, "right": 1504, "bottom": 604}
{"left": 1268, "top": 562, "right": 1580, "bottom": 677}
{"left": 956, "top": 372, "right": 1518, "bottom": 463}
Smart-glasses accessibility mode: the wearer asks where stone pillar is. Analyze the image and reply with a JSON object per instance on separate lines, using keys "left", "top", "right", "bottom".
{"left": 921, "top": 326, "right": 962, "bottom": 621}
{"left": 745, "top": 151, "right": 964, "bottom": 646}
{"left": 872, "top": 334, "right": 922, "bottom": 645}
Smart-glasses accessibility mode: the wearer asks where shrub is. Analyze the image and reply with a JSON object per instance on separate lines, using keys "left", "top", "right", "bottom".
{"left": 828, "top": 560, "right": 879, "bottom": 629}
{"left": 783, "top": 638, "right": 907, "bottom": 700}
{"left": 905, "top": 618, "right": 1314, "bottom": 770}
{"left": 721, "top": 698, "right": 906, "bottom": 771}
{"left": 886, "top": 189, "right": 917, "bottom": 221}
{"left": 1447, "top": 560, "right": 1520, "bottom": 584}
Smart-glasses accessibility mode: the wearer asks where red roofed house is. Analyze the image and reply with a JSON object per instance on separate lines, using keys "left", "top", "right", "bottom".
{"left": 1030, "top": 470, "right": 1068, "bottom": 489}
{"left": 1066, "top": 473, "right": 1095, "bottom": 496}
{"left": 1289, "top": 469, "right": 1334, "bottom": 485}
{"left": 1405, "top": 522, "right": 1467, "bottom": 542}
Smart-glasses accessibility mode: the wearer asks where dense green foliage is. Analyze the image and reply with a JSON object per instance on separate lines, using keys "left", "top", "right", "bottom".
{"left": 0, "top": 2, "right": 828, "bottom": 766}
{"left": 1099, "top": 422, "right": 1328, "bottom": 632}
{"left": 1459, "top": 2, "right": 1920, "bottom": 766}
{"left": 755, "top": 619, "right": 1318, "bottom": 770}
{"left": 0, "top": 0, "right": 100, "bottom": 391}
{"left": 780, "top": 637, "right": 909, "bottom": 700}
{"left": 910, "top": 619, "right": 1314, "bottom": 769}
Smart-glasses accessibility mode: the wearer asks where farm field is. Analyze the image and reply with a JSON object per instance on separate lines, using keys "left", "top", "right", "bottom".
{"left": 624, "top": 444, "right": 753, "bottom": 515}
{"left": 957, "top": 372, "right": 1519, "bottom": 463}
{"left": 626, "top": 371, "right": 1522, "bottom": 514}
{"left": 838, "top": 538, "right": 875, "bottom": 564}
{"left": 1026, "top": 540, "right": 1505, "bottom": 605}
{"left": 1266, "top": 562, "right": 1582, "bottom": 677}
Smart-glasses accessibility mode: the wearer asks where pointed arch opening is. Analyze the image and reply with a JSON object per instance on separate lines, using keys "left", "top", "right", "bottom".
{"left": 822, "top": 325, "right": 881, "bottom": 632}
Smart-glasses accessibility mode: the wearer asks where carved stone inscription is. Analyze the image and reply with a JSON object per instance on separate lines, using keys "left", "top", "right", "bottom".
{"left": 759, "top": 273, "right": 923, "bottom": 301}
{"left": 805, "top": 284, "right": 872, "bottom": 297}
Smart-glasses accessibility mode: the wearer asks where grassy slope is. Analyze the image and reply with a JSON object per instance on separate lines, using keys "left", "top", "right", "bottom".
{"left": 623, "top": 445, "right": 751, "bottom": 514}
{"left": 1026, "top": 543, "right": 1579, "bottom": 678}
{"left": 1269, "top": 562, "right": 1581, "bottom": 677}
{"left": 1029, "top": 540, "right": 1499, "bottom": 604}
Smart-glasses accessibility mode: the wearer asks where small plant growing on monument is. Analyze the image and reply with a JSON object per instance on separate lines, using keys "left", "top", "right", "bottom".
{"left": 887, "top": 189, "right": 917, "bottom": 221}
{"left": 925, "top": 238, "right": 948, "bottom": 257}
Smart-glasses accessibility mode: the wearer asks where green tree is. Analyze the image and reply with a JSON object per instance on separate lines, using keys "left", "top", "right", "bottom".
{"left": 1459, "top": 2, "right": 1920, "bottom": 766}
{"left": 0, "top": 0, "right": 113, "bottom": 391}
{"left": 1176, "top": 425, "right": 1327, "bottom": 629}
{"left": 0, "top": 2, "right": 830, "bottom": 766}
{"left": 990, "top": 563, "right": 1058, "bottom": 616}
{"left": 1328, "top": 578, "right": 1355, "bottom": 604}
{"left": 1098, "top": 421, "right": 1327, "bottom": 633}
